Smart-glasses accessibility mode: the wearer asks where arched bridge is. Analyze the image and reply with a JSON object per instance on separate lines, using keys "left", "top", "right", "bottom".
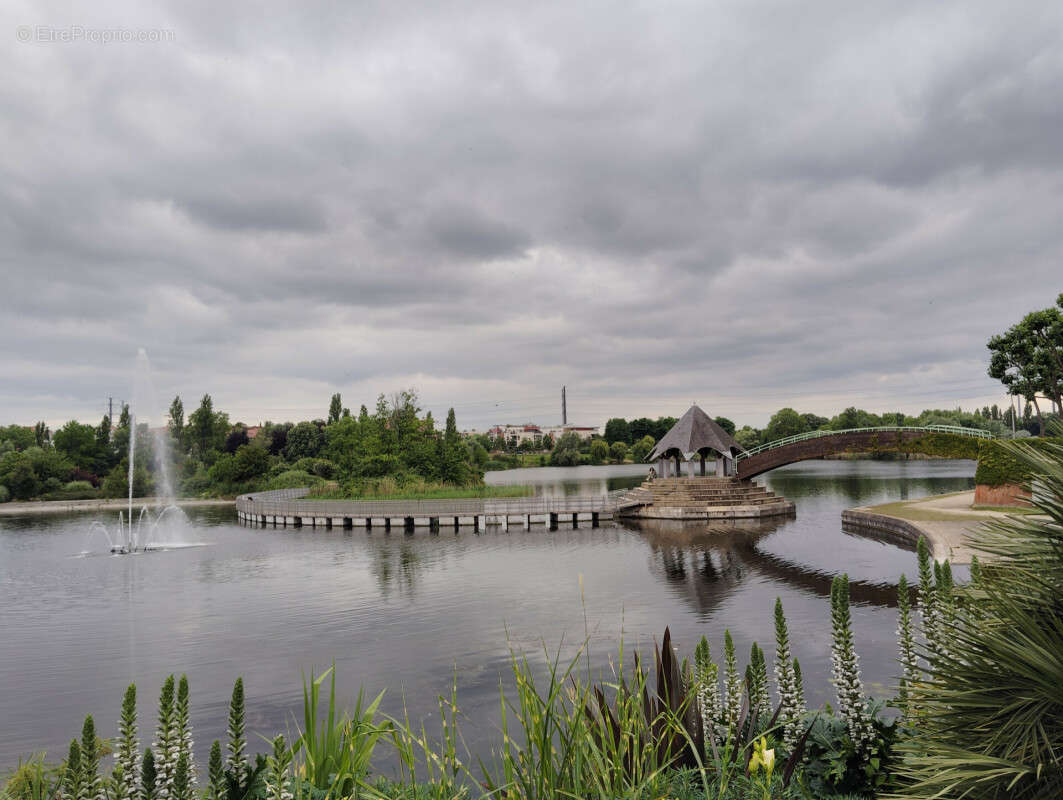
{"left": 735, "top": 425, "right": 993, "bottom": 480}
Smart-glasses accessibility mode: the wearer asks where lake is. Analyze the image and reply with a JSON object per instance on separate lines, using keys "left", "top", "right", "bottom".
{"left": 0, "top": 459, "right": 975, "bottom": 769}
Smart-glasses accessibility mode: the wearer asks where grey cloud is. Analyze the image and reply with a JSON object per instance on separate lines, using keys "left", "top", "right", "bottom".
{"left": 1, "top": 0, "right": 1061, "bottom": 429}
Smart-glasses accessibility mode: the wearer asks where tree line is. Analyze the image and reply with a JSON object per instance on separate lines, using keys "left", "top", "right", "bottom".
{"left": 0, "top": 390, "right": 481, "bottom": 502}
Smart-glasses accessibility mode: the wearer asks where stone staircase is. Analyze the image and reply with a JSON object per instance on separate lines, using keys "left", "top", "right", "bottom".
{"left": 620, "top": 477, "right": 794, "bottom": 520}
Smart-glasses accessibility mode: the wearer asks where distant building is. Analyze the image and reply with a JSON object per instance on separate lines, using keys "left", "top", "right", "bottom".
{"left": 541, "top": 424, "right": 598, "bottom": 441}
{"left": 486, "top": 424, "right": 543, "bottom": 445}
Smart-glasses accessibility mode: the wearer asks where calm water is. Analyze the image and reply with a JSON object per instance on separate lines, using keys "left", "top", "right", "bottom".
{"left": 0, "top": 459, "right": 974, "bottom": 769}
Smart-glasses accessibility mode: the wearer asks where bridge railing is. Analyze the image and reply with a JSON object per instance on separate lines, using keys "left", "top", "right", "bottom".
{"left": 736, "top": 425, "right": 994, "bottom": 460}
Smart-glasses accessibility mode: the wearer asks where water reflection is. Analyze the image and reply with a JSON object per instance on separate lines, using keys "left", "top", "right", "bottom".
{"left": 620, "top": 517, "right": 784, "bottom": 617}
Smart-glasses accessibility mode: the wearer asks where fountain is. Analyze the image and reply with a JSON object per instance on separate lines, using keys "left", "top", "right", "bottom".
{"left": 88, "top": 349, "right": 192, "bottom": 554}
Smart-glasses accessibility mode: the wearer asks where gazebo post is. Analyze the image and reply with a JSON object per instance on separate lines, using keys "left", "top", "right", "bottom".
{"left": 699, "top": 453, "right": 706, "bottom": 476}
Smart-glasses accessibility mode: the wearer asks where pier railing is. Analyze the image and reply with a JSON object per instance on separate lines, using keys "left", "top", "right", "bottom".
{"left": 236, "top": 488, "right": 623, "bottom": 518}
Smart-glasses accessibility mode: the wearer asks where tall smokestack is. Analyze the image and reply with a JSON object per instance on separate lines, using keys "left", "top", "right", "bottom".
{"left": 562, "top": 385, "right": 567, "bottom": 425}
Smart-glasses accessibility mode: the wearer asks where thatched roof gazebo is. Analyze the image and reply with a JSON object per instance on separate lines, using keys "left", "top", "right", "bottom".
{"left": 648, "top": 405, "right": 743, "bottom": 478}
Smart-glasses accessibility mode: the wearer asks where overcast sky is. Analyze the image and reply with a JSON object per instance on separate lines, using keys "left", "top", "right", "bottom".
{"left": 3, "top": 1, "right": 1061, "bottom": 431}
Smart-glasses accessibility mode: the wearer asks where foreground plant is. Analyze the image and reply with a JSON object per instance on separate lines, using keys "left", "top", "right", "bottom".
{"left": 294, "top": 666, "right": 387, "bottom": 798}
{"left": 264, "top": 737, "right": 292, "bottom": 800}
{"left": 112, "top": 684, "right": 140, "bottom": 800}
{"left": 153, "top": 677, "right": 177, "bottom": 800}
{"left": 773, "top": 599, "right": 804, "bottom": 752}
{"left": 895, "top": 575, "right": 918, "bottom": 720}
{"left": 829, "top": 575, "right": 875, "bottom": 761}
{"left": 892, "top": 436, "right": 1063, "bottom": 799}
{"left": 174, "top": 676, "right": 194, "bottom": 792}
{"left": 693, "top": 636, "right": 722, "bottom": 748}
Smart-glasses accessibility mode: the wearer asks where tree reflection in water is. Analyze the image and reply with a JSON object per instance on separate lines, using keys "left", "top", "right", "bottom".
{"left": 620, "top": 515, "right": 906, "bottom": 614}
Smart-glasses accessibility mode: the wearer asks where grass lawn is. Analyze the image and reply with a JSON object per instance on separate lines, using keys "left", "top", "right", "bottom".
{"left": 866, "top": 492, "right": 1040, "bottom": 522}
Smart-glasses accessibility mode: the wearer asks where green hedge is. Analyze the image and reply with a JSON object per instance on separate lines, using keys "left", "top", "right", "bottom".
{"left": 900, "top": 433, "right": 982, "bottom": 460}
{"left": 974, "top": 438, "right": 1060, "bottom": 487}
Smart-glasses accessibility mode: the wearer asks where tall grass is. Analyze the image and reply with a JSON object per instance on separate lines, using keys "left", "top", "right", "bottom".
{"left": 293, "top": 666, "right": 388, "bottom": 798}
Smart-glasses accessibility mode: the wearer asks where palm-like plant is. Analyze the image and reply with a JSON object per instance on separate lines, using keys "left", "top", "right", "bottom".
{"left": 893, "top": 436, "right": 1063, "bottom": 799}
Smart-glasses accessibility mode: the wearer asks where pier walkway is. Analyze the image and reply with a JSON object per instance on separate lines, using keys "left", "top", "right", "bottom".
{"left": 236, "top": 488, "right": 634, "bottom": 530}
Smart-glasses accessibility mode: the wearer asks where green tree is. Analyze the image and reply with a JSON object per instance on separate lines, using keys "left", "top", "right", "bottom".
{"left": 188, "top": 395, "right": 228, "bottom": 458}
{"left": 53, "top": 421, "right": 99, "bottom": 471}
{"left": 631, "top": 434, "right": 655, "bottom": 463}
{"left": 734, "top": 425, "right": 761, "bottom": 450}
{"left": 609, "top": 441, "right": 628, "bottom": 463}
{"left": 603, "top": 418, "right": 631, "bottom": 445}
{"left": 95, "top": 415, "right": 112, "bottom": 462}
{"left": 549, "top": 433, "right": 582, "bottom": 466}
{"left": 801, "top": 412, "right": 829, "bottom": 430}
{"left": 34, "top": 421, "right": 50, "bottom": 447}
{"left": 988, "top": 295, "right": 1063, "bottom": 435}
{"left": 589, "top": 438, "right": 609, "bottom": 465}
{"left": 284, "top": 421, "right": 324, "bottom": 461}
{"left": 438, "top": 408, "right": 470, "bottom": 484}
{"left": 328, "top": 393, "right": 342, "bottom": 425}
{"left": 764, "top": 407, "right": 810, "bottom": 442}
{"left": 0, "top": 424, "right": 36, "bottom": 451}
{"left": 101, "top": 458, "right": 152, "bottom": 498}
{"left": 6, "top": 457, "right": 41, "bottom": 499}
{"left": 713, "top": 416, "right": 736, "bottom": 436}
{"left": 168, "top": 396, "right": 185, "bottom": 449}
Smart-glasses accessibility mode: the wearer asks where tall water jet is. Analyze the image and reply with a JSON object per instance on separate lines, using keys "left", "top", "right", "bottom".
{"left": 97, "top": 348, "right": 190, "bottom": 554}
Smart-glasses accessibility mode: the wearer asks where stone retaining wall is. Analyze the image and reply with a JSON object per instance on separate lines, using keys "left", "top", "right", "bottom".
{"left": 841, "top": 509, "right": 924, "bottom": 552}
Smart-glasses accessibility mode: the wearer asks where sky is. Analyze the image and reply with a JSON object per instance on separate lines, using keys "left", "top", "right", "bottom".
{"left": 2, "top": 0, "right": 1062, "bottom": 431}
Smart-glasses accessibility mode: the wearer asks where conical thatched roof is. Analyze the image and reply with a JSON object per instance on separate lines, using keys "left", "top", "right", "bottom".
{"left": 647, "top": 405, "right": 741, "bottom": 461}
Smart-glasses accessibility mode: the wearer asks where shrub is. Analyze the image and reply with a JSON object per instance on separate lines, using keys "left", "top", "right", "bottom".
{"left": 974, "top": 437, "right": 1061, "bottom": 486}
{"left": 0, "top": 485, "right": 9, "bottom": 503}
{"left": 309, "top": 459, "right": 336, "bottom": 479}
{"left": 291, "top": 457, "right": 317, "bottom": 474}
{"left": 64, "top": 480, "right": 94, "bottom": 492}
{"left": 892, "top": 437, "right": 1063, "bottom": 798}
{"left": 266, "top": 470, "right": 323, "bottom": 490}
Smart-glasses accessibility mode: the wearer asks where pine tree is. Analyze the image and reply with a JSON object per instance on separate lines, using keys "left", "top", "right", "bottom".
{"left": 328, "top": 394, "right": 342, "bottom": 425}
{"left": 969, "top": 554, "right": 982, "bottom": 585}
{"left": 171, "top": 754, "right": 191, "bottom": 800}
{"left": 175, "top": 675, "right": 195, "bottom": 790}
{"left": 264, "top": 736, "right": 293, "bottom": 800}
{"left": 774, "top": 598, "right": 804, "bottom": 750}
{"left": 153, "top": 675, "right": 178, "bottom": 799}
{"left": 896, "top": 574, "right": 918, "bottom": 719}
{"left": 227, "top": 677, "right": 247, "bottom": 774}
{"left": 830, "top": 574, "right": 876, "bottom": 759}
{"left": 917, "top": 537, "right": 942, "bottom": 660}
{"left": 140, "top": 750, "right": 156, "bottom": 800}
{"left": 80, "top": 716, "right": 103, "bottom": 800}
{"left": 63, "top": 740, "right": 83, "bottom": 800}
{"left": 723, "top": 630, "right": 742, "bottom": 734}
{"left": 693, "top": 636, "right": 722, "bottom": 747}
{"left": 206, "top": 741, "right": 224, "bottom": 800}
{"left": 113, "top": 684, "right": 140, "bottom": 800}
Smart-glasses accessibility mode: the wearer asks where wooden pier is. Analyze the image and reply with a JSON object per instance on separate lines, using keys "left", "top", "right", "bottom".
{"left": 235, "top": 488, "right": 628, "bottom": 530}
